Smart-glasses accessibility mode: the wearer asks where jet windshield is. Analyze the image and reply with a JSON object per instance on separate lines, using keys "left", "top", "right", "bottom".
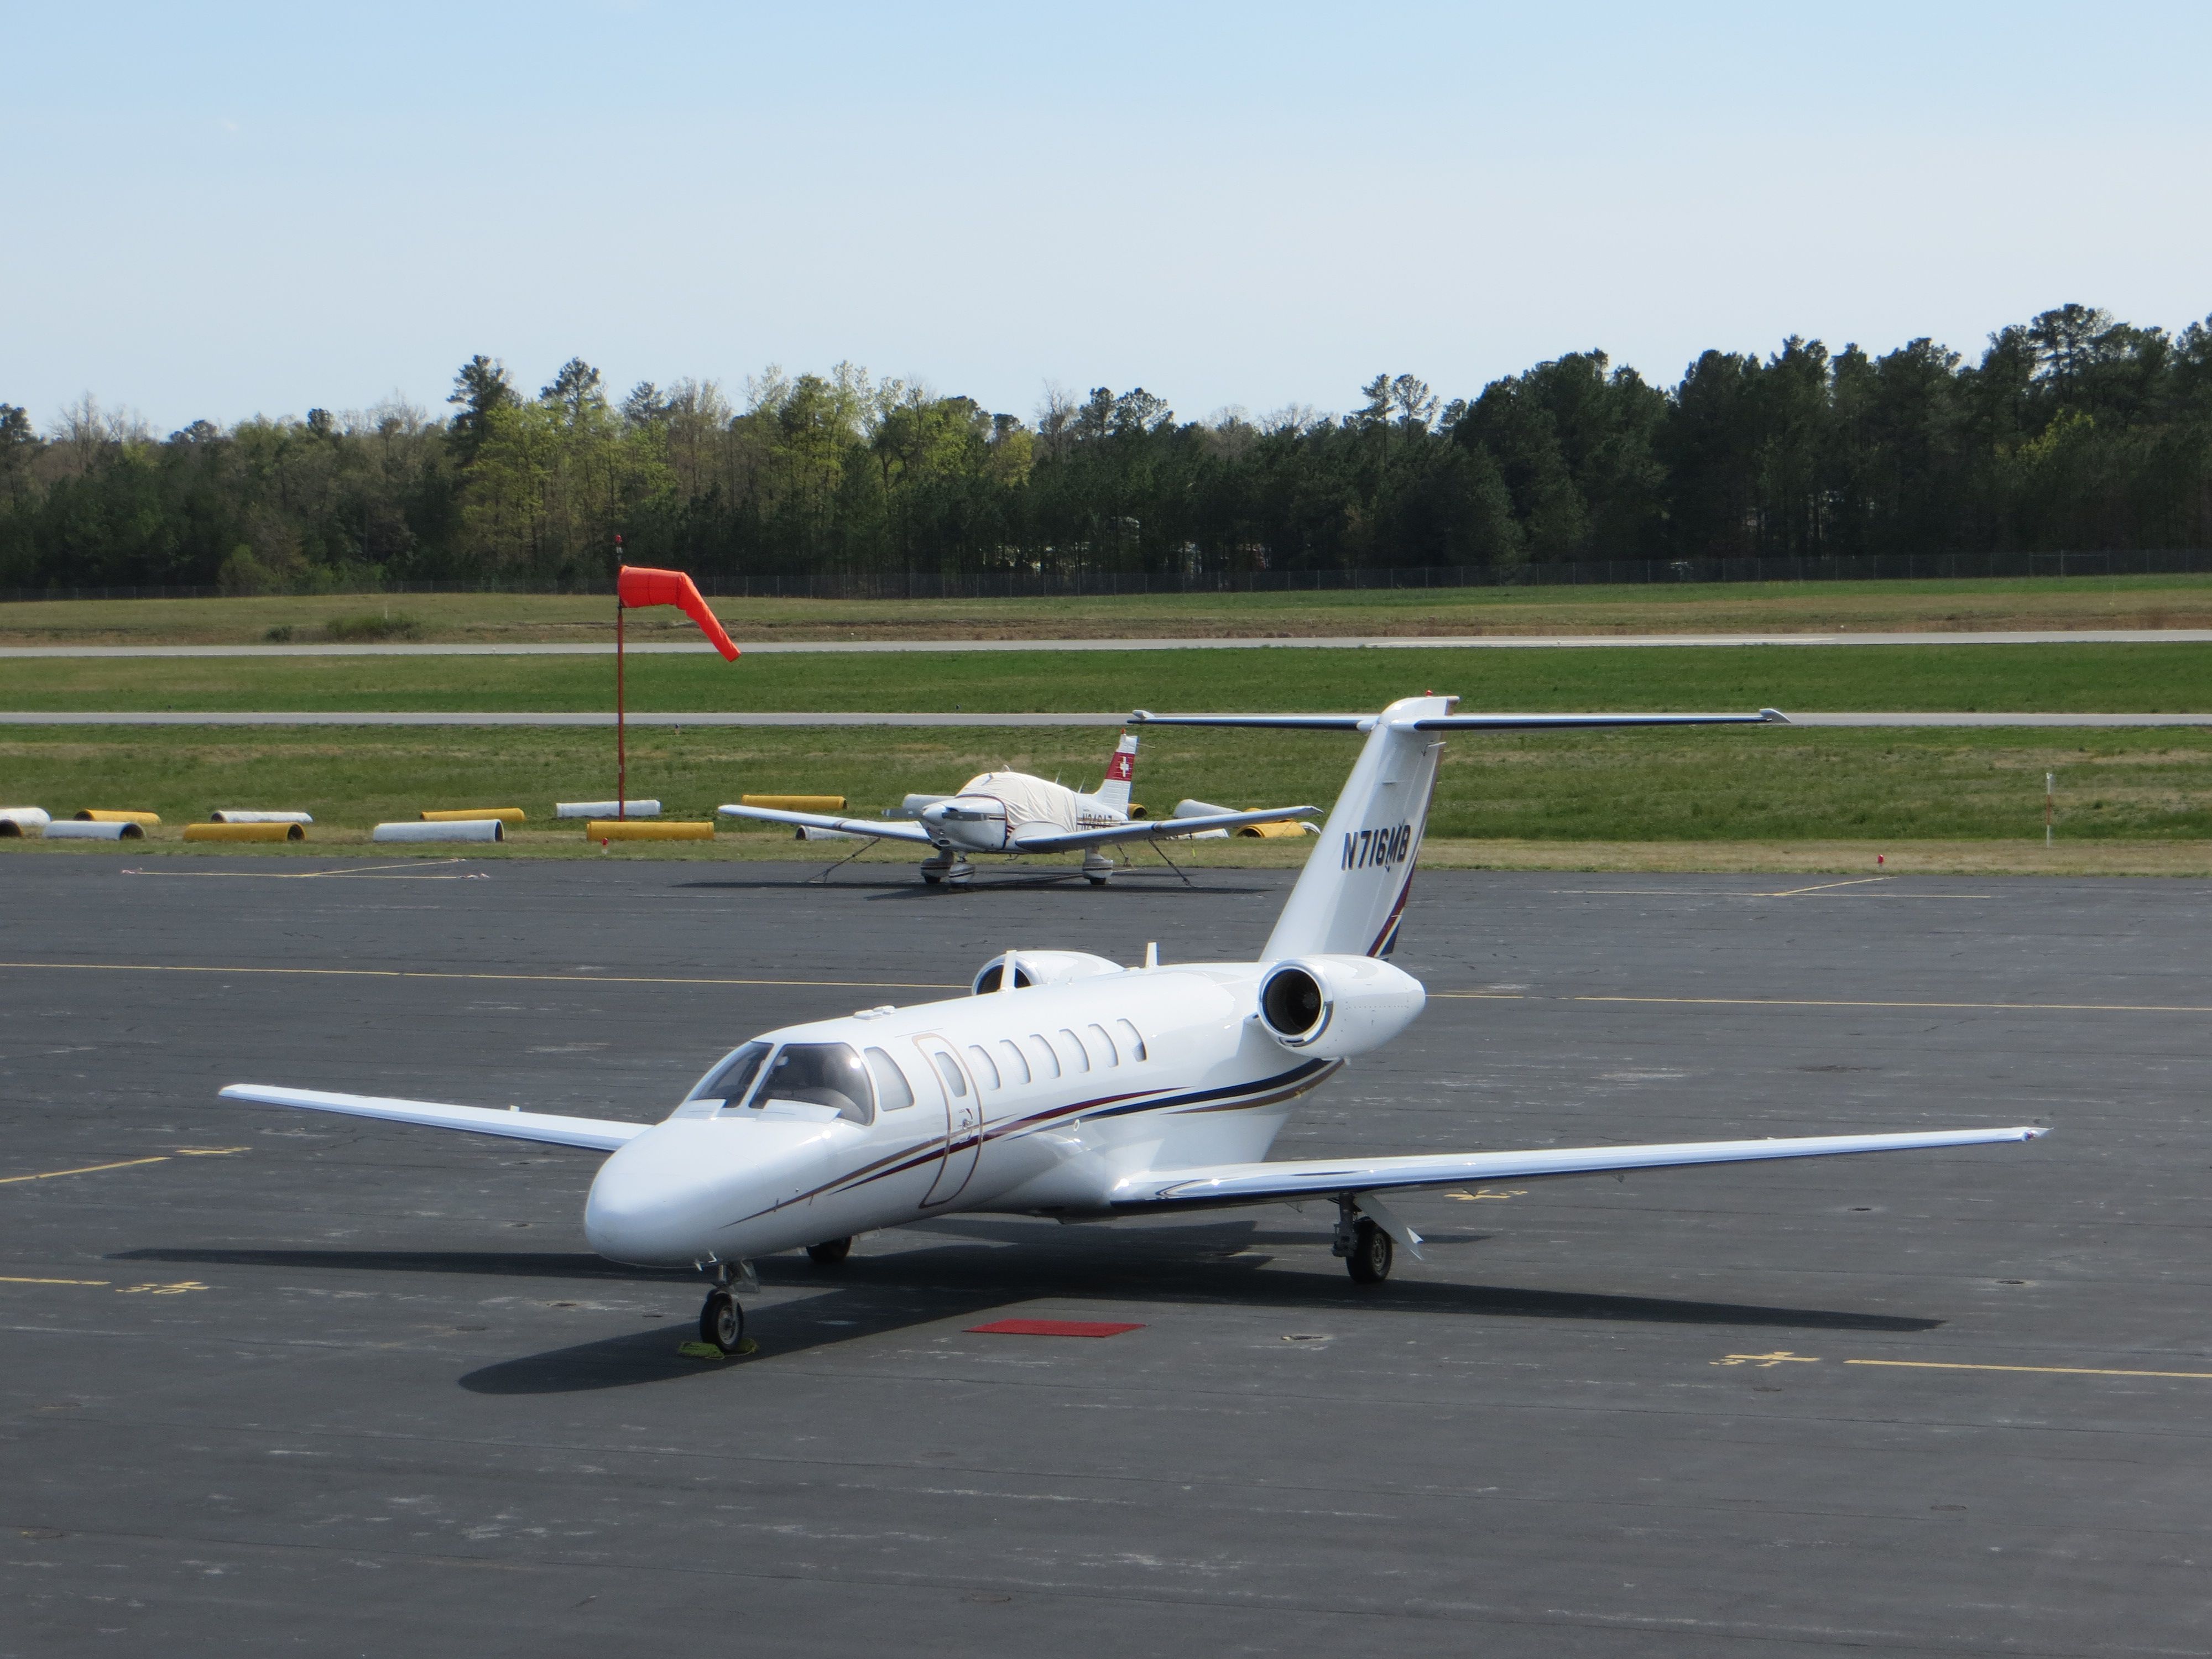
{"left": 756, "top": 1042, "right": 874, "bottom": 1124}
{"left": 671, "top": 1040, "right": 773, "bottom": 1118}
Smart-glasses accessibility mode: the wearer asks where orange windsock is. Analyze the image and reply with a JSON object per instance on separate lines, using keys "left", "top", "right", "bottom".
{"left": 616, "top": 566, "right": 740, "bottom": 660}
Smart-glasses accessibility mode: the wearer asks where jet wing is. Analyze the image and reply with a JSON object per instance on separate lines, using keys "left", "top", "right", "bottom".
{"left": 717, "top": 804, "right": 934, "bottom": 844}
{"left": 220, "top": 1084, "right": 653, "bottom": 1152}
{"left": 1109, "top": 1125, "right": 2047, "bottom": 1211}
{"left": 1130, "top": 709, "right": 1790, "bottom": 731}
{"left": 1010, "top": 805, "right": 1318, "bottom": 853}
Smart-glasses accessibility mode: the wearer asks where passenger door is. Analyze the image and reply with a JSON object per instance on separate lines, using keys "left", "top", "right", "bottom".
{"left": 914, "top": 1037, "right": 982, "bottom": 1207}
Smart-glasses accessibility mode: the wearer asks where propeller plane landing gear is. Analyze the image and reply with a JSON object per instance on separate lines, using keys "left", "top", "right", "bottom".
{"left": 1333, "top": 1197, "right": 1393, "bottom": 1285}
{"left": 920, "top": 853, "right": 974, "bottom": 886}
{"left": 1082, "top": 850, "right": 1115, "bottom": 887}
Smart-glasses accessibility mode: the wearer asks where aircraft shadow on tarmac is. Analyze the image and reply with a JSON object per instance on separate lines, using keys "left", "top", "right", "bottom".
{"left": 118, "top": 1220, "right": 1941, "bottom": 1396}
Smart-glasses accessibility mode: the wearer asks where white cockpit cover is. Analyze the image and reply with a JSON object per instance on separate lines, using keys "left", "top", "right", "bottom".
{"left": 962, "top": 773, "right": 1076, "bottom": 833}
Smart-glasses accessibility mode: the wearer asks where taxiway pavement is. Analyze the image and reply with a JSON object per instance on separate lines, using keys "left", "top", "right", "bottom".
{"left": 2, "top": 857, "right": 2206, "bottom": 1656}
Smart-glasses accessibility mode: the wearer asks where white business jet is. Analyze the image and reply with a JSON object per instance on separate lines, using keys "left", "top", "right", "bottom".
{"left": 220, "top": 696, "right": 2044, "bottom": 1353}
{"left": 716, "top": 728, "right": 1307, "bottom": 885}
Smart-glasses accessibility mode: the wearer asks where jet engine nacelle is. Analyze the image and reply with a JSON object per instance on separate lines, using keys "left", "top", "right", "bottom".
{"left": 971, "top": 950, "right": 1126, "bottom": 996}
{"left": 1256, "top": 954, "right": 1426, "bottom": 1058}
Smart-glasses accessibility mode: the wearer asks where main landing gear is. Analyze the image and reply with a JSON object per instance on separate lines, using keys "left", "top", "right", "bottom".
{"left": 697, "top": 1261, "right": 755, "bottom": 1354}
{"left": 1333, "top": 1197, "right": 1392, "bottom": 1285}
{"left": 805, "top": 1237, "right": 853, "bottom": 1266}
{"left": 1082, "top": 851, "right": 1115, "bottom": 888}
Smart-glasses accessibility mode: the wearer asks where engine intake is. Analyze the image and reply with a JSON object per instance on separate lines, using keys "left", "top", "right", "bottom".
{"left": 1256, "top": 955, "right": 1426, "bottom": 1058}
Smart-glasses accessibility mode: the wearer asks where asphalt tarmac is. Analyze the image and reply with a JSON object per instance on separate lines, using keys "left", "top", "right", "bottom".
{"left": 2, "top": 855, "right": 2207, "bottom": 1657}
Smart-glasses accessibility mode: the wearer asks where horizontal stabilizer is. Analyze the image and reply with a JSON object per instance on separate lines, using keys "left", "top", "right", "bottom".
{"left": 1112, "top": 1125, "right": 2047, "bottom": 1210}
{"left": 1011, "top": 805, "right": 1317, "bottom": 853}
{"left": 218, "top": 1084, "right": 653, "bottom": 1152}
{"left": 717, "top": 804, "right": 933, "bottom": 844}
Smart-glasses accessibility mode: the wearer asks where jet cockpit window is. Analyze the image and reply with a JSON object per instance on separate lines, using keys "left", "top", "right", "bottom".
{"left": 755, "top": 1042, "right": 875, "bottom": 1125}
{"left": 672, "top": 1040, "right": 773, "bottom": 1118}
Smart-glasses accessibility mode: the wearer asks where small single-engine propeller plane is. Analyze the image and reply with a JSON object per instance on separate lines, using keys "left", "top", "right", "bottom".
{"left": 716, "top": 728, "right": 1309, "bottom": 885}
{"left": 221, "top": 696, "right": 2045, "bottom": 1353}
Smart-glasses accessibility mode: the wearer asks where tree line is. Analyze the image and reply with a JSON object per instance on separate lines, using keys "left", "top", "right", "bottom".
{"left": 3, "top": 303, "right": 2208, "bottom": 593}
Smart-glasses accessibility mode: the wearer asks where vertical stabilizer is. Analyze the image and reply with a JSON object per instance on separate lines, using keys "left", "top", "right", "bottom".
{"left": 1094, "top": 729, "right": 1138, "bottom": 817}
{"left": 1261, "top": 697, "right": 1449, "bottom": 961}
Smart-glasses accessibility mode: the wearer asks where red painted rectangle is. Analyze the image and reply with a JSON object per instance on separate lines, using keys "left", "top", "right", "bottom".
{"left": 967, "top": 1318, "right": 1145, "bottom": 1338}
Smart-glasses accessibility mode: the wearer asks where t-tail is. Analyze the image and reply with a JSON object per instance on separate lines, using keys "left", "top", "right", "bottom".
{"left": 1261, "top": 696, "right": 1448, "bottom": 958}
{"left": 1128, "top": 696, "right": 1790, "bottom": 963}
{"left": 1094, "top": 729, "right": 1138, "bottom": 817}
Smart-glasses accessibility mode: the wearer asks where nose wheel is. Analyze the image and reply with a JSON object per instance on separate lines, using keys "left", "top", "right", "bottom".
{"left": 700, "top": 1287, "right": 746, "bottom": 1353}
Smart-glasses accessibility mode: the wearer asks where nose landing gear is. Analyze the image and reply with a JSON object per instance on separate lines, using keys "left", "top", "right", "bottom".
{"left": 700, "top": 1287, "right": 745, "bottom": 1352}
{"left": 920, "top": 852, "right": 974, "bottom": 886}
{"left": 697, "top": 1260, "right": 757, "bottom": 1354}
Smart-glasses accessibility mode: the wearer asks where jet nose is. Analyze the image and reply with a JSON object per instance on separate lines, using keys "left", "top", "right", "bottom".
{"left": 585, "top": 1128, "right": 725, "bottom": 1266}
{"left": 583, "top": 1119, "right": 842, "bottom": 1267}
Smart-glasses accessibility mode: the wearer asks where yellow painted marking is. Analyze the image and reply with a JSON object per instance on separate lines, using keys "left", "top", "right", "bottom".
{"left": 0, "top": 962, "right": 966, "bottom": 991}
{"left": 1712, "top": 1350, "right": 1820, "bottom": 1368}
{"left": 123, "top": 860, "right": 474, "bottom": 880}
{"left": 173, "top": 1146, "right": 251, "bottom": 1156}
{"left": 1550, "top": 887, "right": 1988, "bottom": 901}
{"left": 0, "top": 1156, "right": 170, "bottom": 1186}
{"left": 1446, "top": 1187, "right": 1528, "bottom": 1202}
{"left": 1572, "top": 994, "right": 2212, "bottom": 1015}
{"left": 1846, "top": 1359, "right": 2212, "bottom": 1381}
{"left": 1759, "top": 877, "right": 1895, "bottom": 898}
{"left": 0, "top": 1275, "right": 111, "bottom": 1286}
{"left": 116, "top": 1280, "right": 208, "bottom": 1296}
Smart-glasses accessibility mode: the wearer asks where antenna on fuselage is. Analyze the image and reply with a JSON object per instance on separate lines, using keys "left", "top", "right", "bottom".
{"left": 1143, "top": 942, "right": 1157, "bottom": 969}
{"left": 1000, "top": 948, "right": 1018, "bottom": 993}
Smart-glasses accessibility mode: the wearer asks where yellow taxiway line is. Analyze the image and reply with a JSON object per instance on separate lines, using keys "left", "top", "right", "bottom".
{"left": 0, "top": 1156, "right": 171, "bottom": 1185}
{"left": 0, "top": 961, "right": 968, "bottom": 991}
{"left": 1845, "top": 1359, "right": 2212, "bottom": 1381}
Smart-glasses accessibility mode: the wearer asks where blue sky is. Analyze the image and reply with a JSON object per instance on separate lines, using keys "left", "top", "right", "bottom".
{"left": 5, "top": 2, "right": 2209, "bottom": 431}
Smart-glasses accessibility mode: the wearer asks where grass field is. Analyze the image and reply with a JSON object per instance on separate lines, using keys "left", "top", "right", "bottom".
{"left": 4, "top": 572, "right": 2211, "bottom": 645}
{"left": 0, "top": 641, "right": 2206, "bottom": 713}
{"left": 5, "top": 725, "right": 2208, "bottom": 849}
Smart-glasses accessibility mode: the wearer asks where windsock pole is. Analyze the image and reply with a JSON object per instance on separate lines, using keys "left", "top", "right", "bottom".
{"left": 614, "top": 535, "right": 627, "bottom": 821}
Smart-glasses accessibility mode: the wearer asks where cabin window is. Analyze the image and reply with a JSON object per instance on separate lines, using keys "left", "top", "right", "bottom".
{"left": 998, "top": 1039, "right": 1031, "bottom": 1084}
{"left": 1088, "top": 1022, "right": 1119, "bottom": 1066}
{"left": 1027, "top": 1034, "right": 1060, "bottom": 1079}
{"left": 1059, "top": 1028, "right": 1091, "bottom": 1072}
{"left": 931, "top": 1050, "right": 968, "bottom": 1098}
{"left": 674, "top": 1040, "right": 773, "bottom": 1117}
{"left": 967, "top": 1044, "right": 1001, "bottom": 1088}
{"left": 757, "top": 1042, "right": 874, "bottom": 1125}
{"left": 865, "top": 1046, "right": 915, "bottom": 1110}
{"left": 1115, "top": 1019, "right": 1147, "bottom": 1062}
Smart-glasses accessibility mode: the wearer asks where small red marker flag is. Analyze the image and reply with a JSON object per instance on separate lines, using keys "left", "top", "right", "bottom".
{"left": 616, "top": 565, "right": 740, "bottom": 661}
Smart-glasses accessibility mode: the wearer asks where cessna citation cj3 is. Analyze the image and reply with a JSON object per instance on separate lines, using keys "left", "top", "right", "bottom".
{"left": 220, "top": 696, "right": 2046, "bottom": 1353}
{"left": 716, "top": 728, "right": 1312, "bottom": 885}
